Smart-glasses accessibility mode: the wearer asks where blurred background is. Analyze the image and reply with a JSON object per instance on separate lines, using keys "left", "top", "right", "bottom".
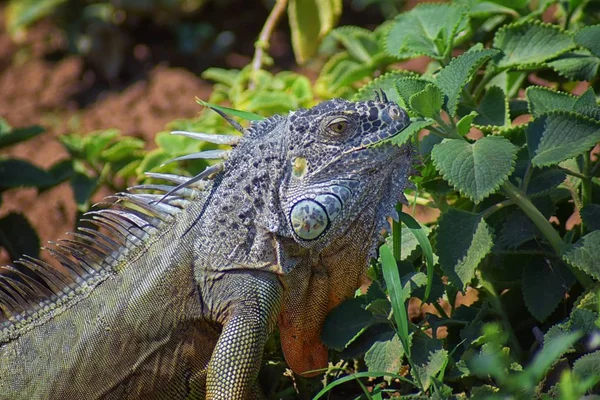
{"left": 0, "top": 0, "right": 417, "bottom": 264}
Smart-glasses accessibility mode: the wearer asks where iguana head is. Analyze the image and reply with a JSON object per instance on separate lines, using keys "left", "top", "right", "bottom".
{"left": 279, "top": 96, "right": 413, "bottom": 250}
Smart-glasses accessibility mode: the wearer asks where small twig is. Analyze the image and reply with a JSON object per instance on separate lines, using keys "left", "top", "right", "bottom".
{"left": 249, "top": 0, "right": 288, "bottom": 89}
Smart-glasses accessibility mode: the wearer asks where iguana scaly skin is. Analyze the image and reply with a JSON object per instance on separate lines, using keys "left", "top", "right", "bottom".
{"left": 0, "top": 95, "right": 414, "bottom": 399}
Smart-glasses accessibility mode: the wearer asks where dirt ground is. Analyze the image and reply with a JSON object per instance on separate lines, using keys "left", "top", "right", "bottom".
{"left": 0, "top": 7, "right": 221, "bottom": 264}
{"left": 0, "top": 2, "right": 433, "bottom": 266}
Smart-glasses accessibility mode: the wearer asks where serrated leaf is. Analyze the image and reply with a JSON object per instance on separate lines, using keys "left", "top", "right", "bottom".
{"left": 573, "top": 350, "right": 600, "bottom": 382}
{"left": 457, "top": 112, "right": 478, "bottom": 136}
{"left": 580, "top": 205, "right": 600, "bottom": 231}
{"left": 522, "top": 257, "right": 575, "bottom": 322}
{"left": 437, "top": 48, "right": 499, "bottom": 116}
{"left": 548, "top": 50, "right": 600, "bottom": 81}
{"left": 353, "top": 70, "right": 417, "bottom": 103}
{"left": 525, "top": 167, "right": 567, "bottom": 197}
{"left": 562, "top": 230, "right": 600, "bottom": 280}
{"left": 321, "top": 297, "right": 374, "bottom": 351}
{"left": 437, "top": 208, "right": 494, "bottom": 289}
{"left": 574, "top": 25, "right": 600, "bottom": 58}
{"left": 493, "top": 21, "right": 575, "bottom": 69}
{"left": 526, "top": 86, "right": 579, "bottom": 117}
{"left": 365, "top": 335, "right": 404, "bottom": 376}
{"left": 529, "top": 112, "right": 600, "bottom": 167}
{"left": 288, "top": 0, "right": 341, "bottom": 64}
{"left": 395, "top": 77, "right": 433, "bottom": 112}
{"left": 409, "top": 84, "right": 443, "bottom": 119}
{"left": 431, "top": 136, "right": 517, "bottom": 203}
{"left": 473, "top": 86, "right": 508, "bottom": 127}
{"left": 411, "top": 333, "right": 446, "bottom": 391}
{"left": 366, "top": 299, "right": 391, "bottom": 318}
{"left": 386, "top": 3, "right": 468, "bottom": 60}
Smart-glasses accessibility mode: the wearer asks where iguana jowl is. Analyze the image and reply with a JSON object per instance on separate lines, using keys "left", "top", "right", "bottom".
{"left": 0, "top": 94, "right": 414, "bottom": 399}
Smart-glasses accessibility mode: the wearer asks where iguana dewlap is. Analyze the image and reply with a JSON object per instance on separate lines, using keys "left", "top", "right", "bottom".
{"left": 0, "top": 95, "right": 414, "bottom": 399}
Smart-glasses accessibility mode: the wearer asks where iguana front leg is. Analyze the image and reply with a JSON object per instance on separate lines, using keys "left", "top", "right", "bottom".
{"left": 205, "top": 271, "right": 283, "bottom": 400}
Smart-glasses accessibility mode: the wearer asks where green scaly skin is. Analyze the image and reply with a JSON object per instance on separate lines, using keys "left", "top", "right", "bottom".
{"left": 0, "top": 96, "right": 414, "bottom": 399}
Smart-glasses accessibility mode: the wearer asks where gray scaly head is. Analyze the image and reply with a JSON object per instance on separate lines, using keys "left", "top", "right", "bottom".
{"left": 281, "top": 96, "right": 412, "bottom": 251}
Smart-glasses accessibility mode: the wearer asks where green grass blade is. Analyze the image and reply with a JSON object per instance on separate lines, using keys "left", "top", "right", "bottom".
{"left": 380, "top": 244, "right": 411, "bottom": 357}
{"left": 399, "top": 212, "right": 435, "bottom": 302}
{"left": 313, "top": 371, "right": 416, "bottom": 400}
{"left": 195, "top": 98, "right": 265, "bottom": 121}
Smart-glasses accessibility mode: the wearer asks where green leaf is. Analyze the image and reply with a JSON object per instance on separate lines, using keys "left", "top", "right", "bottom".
{"left": 580, "top": 205, "right": 600, "bottom": 231}
{"left": 522, "top": 257, "right": 575, "bottom": 322}
{"left": 493, "top": 21, "right": 575, "bottom": 69}
{"left": 196, "top": 98, "right": 265, "bottom": 121}
{"left": 437, "top": 209, "right": 494, "bottom": 289}
{"left": 436, "top": 47, "right": 500, "bottom": 116}
{"left": 100, "top": 137, "right": 144, "bottom": 162}
{"left": 380, "top": 244, "right": 411, "bottom": 357}
{"left": 365, "top": 335, "right": 405, "bottom": 375}
{"left": 572, "top": 350, "right": 600, "bottom": 381}
{"left": 288, "top": 0, "right": 341, "bottom": 64}
{"left": 0, "top": 159, "right": 54, "bottom": 188}
{"left": 524, "top": 331, "right": 582, "bottom": 384}
{"left": 431, "top": 136, "right": 517, "bottom": 203}
{"left": 529, "top": 112, "right": 600, "bottom": 167}
{"left": 411, "top": 334, "right": 446, "bottom": 391}
{"left": 386, "top": 3, "right": 469, "bottom": 60}
{"left": 0, "top": 212, "right": 40, "bottom": 260}
{"left": 70, "top": 171, "right": 97, "bottom": 209}
{"left": 574, "top": 25, "right": 600, "bottom": 58}
{"left": 457, "top": 112, "right": 478, "bottom": 136}
{"left": 562, "top": 230, "right": 600, "bottom": 280}
{"left": 473, "top": 86, "right": 509, "bottom": 127}
{"left": 330, "top": 26, "right": 379, "bottom": 64}
{"left": 321, "top": 298, "right": 374, "bottom": 351}
{"left": 6, "top": 0, "right": 67, "bottom": 38}
{"left": 548, "top": 50, "right": 600, "bottom": 81}
{"left": 83, "top": 129, "right": 120, "bottom": 161}
{"left": 409, "top": 84, "right": 443, "bottom": 119}
{"left": 353, "top": 70, "right": 417, "bottom": 103}
{"left": 526, "top": 86, "right": 579, "bottom": 117}
{"left": 0, "top": 121, "right": 44, "bottom": 148}
{"left": 395, "top": 77, "right": 433, "bottom": 112}
{"left": 398, "top": 212, "right": 436, "bottom": 302}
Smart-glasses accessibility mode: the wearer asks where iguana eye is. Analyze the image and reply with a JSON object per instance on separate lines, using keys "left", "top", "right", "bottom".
{"left": 327, "top": 118, "right": 350, "bottom": 135}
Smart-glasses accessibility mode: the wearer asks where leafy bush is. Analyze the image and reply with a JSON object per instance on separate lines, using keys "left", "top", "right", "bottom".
{"left": 311, "top": 1, "right": 600, "bottom": 398}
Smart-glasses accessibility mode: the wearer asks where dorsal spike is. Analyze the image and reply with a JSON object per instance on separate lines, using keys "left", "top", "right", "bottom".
{"left": 154, "top": 163, "right": 224, "bottom": 204}
{"left": 170, "top": 131, "right": 241, "bottom": 145}
{"left": 144, "top": 172, "right": 188, "bottom": 185}
{"left": 161, "top": 150, "right": 230, "bottom": 166}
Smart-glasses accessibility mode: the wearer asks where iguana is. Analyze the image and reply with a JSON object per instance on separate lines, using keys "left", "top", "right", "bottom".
{"left": 0, "top": 93, "right": 414, "bottom": 399}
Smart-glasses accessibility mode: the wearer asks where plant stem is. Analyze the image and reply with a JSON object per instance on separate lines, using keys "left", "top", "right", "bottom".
{"left": 559, "top": 166, "right": 588, "bottom": 181}
{"left": 249, "top": 0, "right": 287, "bottom": 89}
{"left": 502, "top": 181, "right": 565, "bottom": 253}
{"left": 502, "top": 181, "right": 594, "bottom": 289}
{"left": 478, "top": 272, "right": 523, "bottom": 359}
{"left": 481, "top": 199, "right": 514, "bottom": 219}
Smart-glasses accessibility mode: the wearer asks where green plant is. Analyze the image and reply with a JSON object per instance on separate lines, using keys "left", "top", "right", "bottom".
{"left": 311, "top": 1, "right": 600, "bottom": 398}
{"left": 0, "top": 119, "right": 71, "bottom": 259}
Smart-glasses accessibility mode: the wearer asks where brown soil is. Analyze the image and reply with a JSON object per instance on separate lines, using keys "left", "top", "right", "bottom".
{"left": 0, "top": 8, "right": 213, "bottom": 264}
